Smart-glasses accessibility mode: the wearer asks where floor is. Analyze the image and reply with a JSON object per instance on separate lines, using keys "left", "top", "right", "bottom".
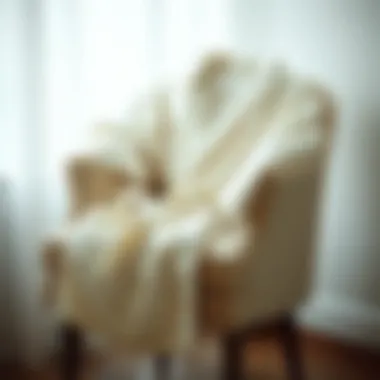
{"left": 3, "top": 331, "right": 380, "bottom": 379}
{"left": 245, "top": 332, "right": 380, "bottom": 380}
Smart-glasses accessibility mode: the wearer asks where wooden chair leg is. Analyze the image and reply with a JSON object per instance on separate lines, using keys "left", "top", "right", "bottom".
{"left": 155, "top": 355, "right": 171, "bottom": 380}
{"left": 222, "top": 332, "right": 245, "bottom": 380}
{"left": 60, "top": 324, "right": 84, "bottom": 380}
{"left": 279, "top": 315, "right": 306, "bottom": 380}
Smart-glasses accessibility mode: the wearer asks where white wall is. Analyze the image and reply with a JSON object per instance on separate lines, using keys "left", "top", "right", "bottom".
{"left": 234, "top": 0, "right": 380, "bottom": 346}
{"left": 292, "top": 1, "right": 380, "bottom": 346}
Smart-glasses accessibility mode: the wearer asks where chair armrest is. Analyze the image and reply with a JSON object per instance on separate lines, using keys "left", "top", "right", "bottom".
{"left": 66, "top": 157, "right": 131, "bottom": 217}
{"left": 235, "top": 170, "right": 322, "bottom": 325}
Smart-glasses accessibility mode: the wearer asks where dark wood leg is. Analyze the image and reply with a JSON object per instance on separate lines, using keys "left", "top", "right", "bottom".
{"left": 220, "top": 314, "right": 306, "bottom": 380}
{"left": 222, "top": 332, "right": 245, "bottom": 380}
{"left": 155, "top": 355, "right": 171, "bottom": 380}
{"left": 60, "top": 324, "right": 84, "bottom": 380}
{"left": 279, "top": 315, "right": 306, "bottom": 380}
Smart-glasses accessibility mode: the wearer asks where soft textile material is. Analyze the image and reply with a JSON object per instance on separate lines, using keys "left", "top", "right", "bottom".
{"left": 43, "top": 52, "right": 334, "bottom": 354}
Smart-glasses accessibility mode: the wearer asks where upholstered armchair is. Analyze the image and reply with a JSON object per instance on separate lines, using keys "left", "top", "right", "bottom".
{"left": 43, "top": 53, "right": 334, "bottom": 380}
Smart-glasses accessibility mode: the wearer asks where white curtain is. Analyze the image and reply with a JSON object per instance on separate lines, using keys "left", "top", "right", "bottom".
{"left": 1, "top": 0, "right": 238, "bottom": 365}
{"left": 2, "top": 0, "right": 379, "bottom": 366}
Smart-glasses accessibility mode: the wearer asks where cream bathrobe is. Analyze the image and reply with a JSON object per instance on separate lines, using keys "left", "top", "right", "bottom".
{"left": 43, "top": 52, "right": 334, "bottom": 354}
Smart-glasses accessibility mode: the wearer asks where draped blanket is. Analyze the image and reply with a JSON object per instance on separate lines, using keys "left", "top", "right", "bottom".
{"left": 42, "top": 52, "right": 334, "bottom": 354}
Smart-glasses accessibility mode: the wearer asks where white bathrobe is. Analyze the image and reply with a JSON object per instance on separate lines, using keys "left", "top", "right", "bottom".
{"left": 43, "top": 52, "right": 334, "bottom": 354}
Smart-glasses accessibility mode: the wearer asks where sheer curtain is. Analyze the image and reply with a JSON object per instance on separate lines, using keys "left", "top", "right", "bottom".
{"left": 2, "top": 0, "right": 238, "bottom": 365}
{"left": 3, "top": 0, "right": 379, "bottom": 366}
